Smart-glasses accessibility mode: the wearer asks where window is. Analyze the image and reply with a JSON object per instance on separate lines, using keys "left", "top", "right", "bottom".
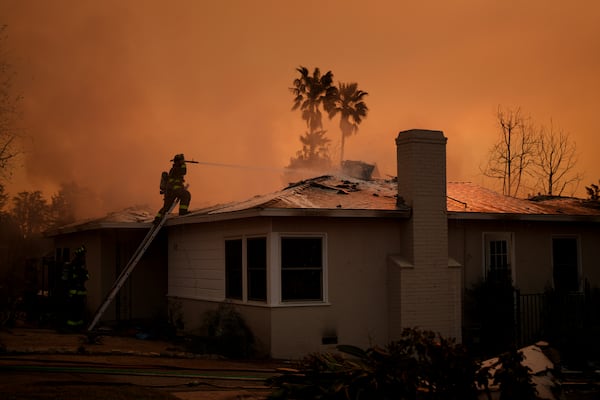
{"left": 225, "top": 237, "right": 267, "bottom": 302}
{"left": 247, "top": 237, "right": 267, "bottom": 301}
{"left": 552, "top": 237, "right": 579, "bottom": 292}
{"left": 281, "top": 236, "right": 323, "bottom": 301}
{"left": 225, "top": 239, "right": 242, "bottom": 300}
{"left": 484, "top": 233, "right": 513, "bottom": 284}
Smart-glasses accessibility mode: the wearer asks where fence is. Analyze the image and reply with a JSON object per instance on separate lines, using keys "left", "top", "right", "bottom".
{"left": 516, "top": 285, "right": 600, "bottom": 348}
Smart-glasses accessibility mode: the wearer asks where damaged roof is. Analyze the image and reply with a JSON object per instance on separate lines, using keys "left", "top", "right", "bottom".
{"left": 205, "top": 176, "right": 402, "bottom": 213}
{"left": 45, "top": 206, "right": 155, "bottom": 235}
{"left": 172, "top": 175, "right": 410, "bottom": 225}
{"left": 47, "top": 176, "right": 600, "bottom": 235}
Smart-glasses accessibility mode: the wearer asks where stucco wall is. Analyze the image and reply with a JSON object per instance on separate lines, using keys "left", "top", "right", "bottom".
{"left": 168, "top": 217, "right": 273, "bottom": 301}
{"left": 449, "top": 218, "right": 600, "bottom": 294}
{"left": 271, "top": 217, "right": 402, "bottom": 359}
{"left": 168, "top": 216, "right": 404, "bottom": 359}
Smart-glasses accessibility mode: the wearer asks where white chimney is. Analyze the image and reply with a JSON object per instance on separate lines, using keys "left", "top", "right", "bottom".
{"left": 390, "top": 129, "right": 461, "bottom": 341}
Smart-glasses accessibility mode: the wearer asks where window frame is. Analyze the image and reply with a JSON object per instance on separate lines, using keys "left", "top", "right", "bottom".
{"left": 277, "top": 233, "right": 328, "bottom": 305}
{"left": 224, "top": 235, "right": 268, "bottom": 304}
{"left": 482, "top": 232, "right": 515, "bottom": 284}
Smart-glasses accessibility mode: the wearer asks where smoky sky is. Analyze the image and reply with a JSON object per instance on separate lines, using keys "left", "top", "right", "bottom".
{"left": 1, "top": 0, "right": 599, "bottom": 218}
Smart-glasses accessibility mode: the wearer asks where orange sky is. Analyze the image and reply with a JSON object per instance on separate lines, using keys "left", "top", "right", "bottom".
{"left": 1, "top": 0, "right": 599, "bottom": 218}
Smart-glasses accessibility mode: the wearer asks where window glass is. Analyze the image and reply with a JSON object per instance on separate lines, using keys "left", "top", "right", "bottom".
{"left": 485, "top": 234, "right": 512, "bottom": 284}
{"left": 281, "top": 237, "right": 323, "bottom": 301}
{"left": 552, "top": 237, "right": 579, "bottom": 292}
{"left": 247, "top": 237, "right": 267, "bottom": 301}
{"left": 225, "top": 239, "right": 242, "bottom": 299}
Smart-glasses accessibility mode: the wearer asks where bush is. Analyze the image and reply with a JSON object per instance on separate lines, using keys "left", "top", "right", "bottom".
{"left": 268, "top": 328, "right": 480, "bottom": 400}
{"left": 188, "top": 303, "right": 254, "bottom": 358}
{"left": 464, "top": 278, "right": 517, "bottom": 357}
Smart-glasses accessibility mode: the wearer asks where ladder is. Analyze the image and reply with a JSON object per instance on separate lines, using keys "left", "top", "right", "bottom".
{"left": 87, "top": 201, "right": 177, "bottom": 332}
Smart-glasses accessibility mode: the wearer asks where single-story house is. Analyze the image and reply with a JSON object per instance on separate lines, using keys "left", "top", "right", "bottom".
{"left": 46, "top": 129, "right": 600, "bottom": 359}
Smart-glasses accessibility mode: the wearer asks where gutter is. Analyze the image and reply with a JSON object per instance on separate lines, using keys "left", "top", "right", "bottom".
{"left": 167, "top": 207, "right": 411, "bottom": 226}
{"left": 448, "top": 211, "right": 600, "bottom": 223}
{"left": 44, "top": 222, "right": 152, "bottom": 237}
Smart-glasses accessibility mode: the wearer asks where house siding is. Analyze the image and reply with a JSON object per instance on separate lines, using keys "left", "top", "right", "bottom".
{"left": 271, "top": 218, "right": 401, "bottom": 358}
{"left": 449, "top": 219, "right": 600, "bottom": 294}
{"left": 169, "top": 216, "right": 403, "bottom": 359}
{"left": 169, "top": 219, "right": 267, "bottom": 300}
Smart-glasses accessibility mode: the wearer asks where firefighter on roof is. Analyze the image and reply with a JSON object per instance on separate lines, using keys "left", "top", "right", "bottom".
{"left": 154, "top": 153, "right": 191, "bottom": 224}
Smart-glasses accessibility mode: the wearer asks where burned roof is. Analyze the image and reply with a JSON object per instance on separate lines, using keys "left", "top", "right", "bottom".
{"left": 44, "top": 205, "right": 155, "bottom": 236}
{"left": 170, "top": 175, "right": 410, "bottom": 225}
{"left": 47, "top": 177, "right": 600, "bottom": 235}
{"left": 207, "top": 176, "right": 402, "bottom": 213}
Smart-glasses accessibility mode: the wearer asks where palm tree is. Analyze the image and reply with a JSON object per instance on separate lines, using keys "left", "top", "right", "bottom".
{"left": 328, "top": 82, "right": 368, "bottom": 165}
{"left": 289, "top": 66, "right": 337, "bottom": 165}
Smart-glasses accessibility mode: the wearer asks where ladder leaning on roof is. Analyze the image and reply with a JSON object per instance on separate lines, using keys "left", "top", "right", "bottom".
{"left": 87, "top": 201, "right": 178, "bottom": 333}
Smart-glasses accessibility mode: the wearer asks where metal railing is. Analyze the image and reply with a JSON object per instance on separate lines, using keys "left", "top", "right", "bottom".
{"left": 516, "top": 288, "right": 597, "bottom": 347}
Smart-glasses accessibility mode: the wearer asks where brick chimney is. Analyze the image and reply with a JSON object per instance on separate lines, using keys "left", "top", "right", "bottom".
{"left": 389, "top": 129, "right": 461, "bottom": 341}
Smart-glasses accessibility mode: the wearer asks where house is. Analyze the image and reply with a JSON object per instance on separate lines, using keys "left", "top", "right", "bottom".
{"left": 46, "top": 129, "right": 600, "bottom": 359}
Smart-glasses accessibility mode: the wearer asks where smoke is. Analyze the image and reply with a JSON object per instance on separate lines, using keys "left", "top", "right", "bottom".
{"left": 1, "top": 0, "right": 599, "bottom": 219}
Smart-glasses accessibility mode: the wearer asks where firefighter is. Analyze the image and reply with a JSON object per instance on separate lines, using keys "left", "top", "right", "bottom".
{"left": 61, "top": 245, "right": 89, "bottom": 331}
{"left": 154, "top": 153, "right": 191, "bottom": 224}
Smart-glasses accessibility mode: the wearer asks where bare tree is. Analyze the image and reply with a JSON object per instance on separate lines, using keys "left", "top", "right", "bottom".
{"left": 531, "top": 122, "right": 581, "bottom": 196}
{"left": 0, "top": 25, "right": 22, "bottom": 180}
{"left": 0, "top": 183, "right": 7, "bottom": 212}
{"left": 482, "top": 106, "right": 537, "bottom": 197}
{"left": 10, "top": 191, "right": 49, "bottom": 238}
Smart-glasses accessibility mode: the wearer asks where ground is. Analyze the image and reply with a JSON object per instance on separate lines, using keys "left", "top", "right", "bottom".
{"left": 0, "top": 327, "right": 285, "bottom": 400}
{"left": 3, "top": 327, "right": 599, "bottom": 400}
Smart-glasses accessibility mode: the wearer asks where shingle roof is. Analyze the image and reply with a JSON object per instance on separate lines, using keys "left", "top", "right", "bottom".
{"left": 204, "top": 175, "right": 402, "bottom": 214}
{"left": 44, "top": 206, "right": 155, "bottom": 236}
{"left": 47, "top": 177, "right": 600, "bottom": 235}
{"left": 447, "top": 182, "right": 600, "bottom": 217}
{"left": 196, "top": 177, "right": 600, "bottom": 217}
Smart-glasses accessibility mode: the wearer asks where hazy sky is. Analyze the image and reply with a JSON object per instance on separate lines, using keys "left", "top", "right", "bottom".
{"left": 1, "top": 0, "right": 599, "bottom": 217}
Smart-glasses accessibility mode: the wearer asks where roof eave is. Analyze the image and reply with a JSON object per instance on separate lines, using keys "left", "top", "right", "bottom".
{"left": 259, "top": 207, "right": 411, "bottom": 218}
{"left": 448, "top": 211, "right": 600, "bottom": 223}
{"left": 44, "top": 222, "right": 150, "bottom": 237}
{"left": 167, "top": 207, "right": 411, "bottom": 225}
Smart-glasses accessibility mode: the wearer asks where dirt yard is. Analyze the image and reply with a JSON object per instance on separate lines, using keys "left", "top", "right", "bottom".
{"left": 0, "top": 327, "right": 286, "bottom": 400}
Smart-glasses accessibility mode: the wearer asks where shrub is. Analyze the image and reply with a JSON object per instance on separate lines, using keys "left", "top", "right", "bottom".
{"left": 194, "top": 303, "right": 254, "bottom": 358}
{"left": 268, "top": 328, "right": 480, "bottom": 400}
{"left": 464, "top": 278, "right": 517, "bottom": 357}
